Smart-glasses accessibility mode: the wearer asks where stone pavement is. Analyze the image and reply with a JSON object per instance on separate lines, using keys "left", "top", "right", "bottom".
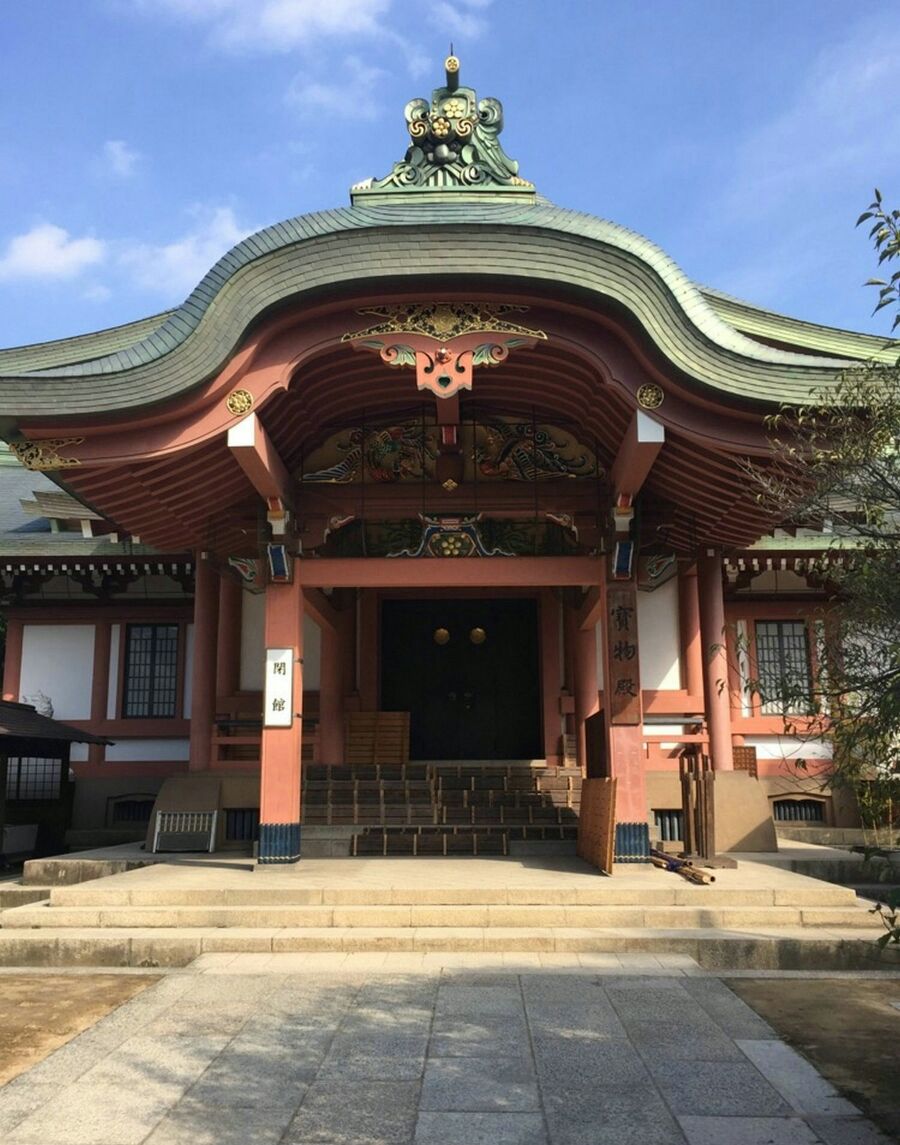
{"left": 0, "top": 954, "right": 893, "bottom": 1145}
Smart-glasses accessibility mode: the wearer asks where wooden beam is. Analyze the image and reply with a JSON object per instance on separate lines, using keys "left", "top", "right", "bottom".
{"left": 577, "top": 585, "right": 603, "bottom": 630}
{"left": 227, "top": 413, "right": 291, "bottom": 503}
{"left": 297, "top": 481, "right": 603, "bottom": 518}
{"left": 610, "top": 410, "right": 665, "bottom": 500}
{"left": 295, "top": 556, "right": 604, "bottom": 589}
{"left": 302, "top": 587, "right": 339, "bottom": 633}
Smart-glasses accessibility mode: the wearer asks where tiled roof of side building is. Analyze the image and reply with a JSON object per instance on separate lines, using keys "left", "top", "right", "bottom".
{"left": 0, "top": 443, "right": 163, "bottom": 558}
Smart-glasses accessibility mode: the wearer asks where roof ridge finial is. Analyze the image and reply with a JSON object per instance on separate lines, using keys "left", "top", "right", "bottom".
{"left": 351, "top": 54, "right": 534, "bottom": 203}
{"left": 445, "top": 50, "right": 460, "bottom": 92}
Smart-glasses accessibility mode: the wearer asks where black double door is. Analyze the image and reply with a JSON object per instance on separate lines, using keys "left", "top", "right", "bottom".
{"left": 381, "top": 598, "right": 541, "bottom": 760}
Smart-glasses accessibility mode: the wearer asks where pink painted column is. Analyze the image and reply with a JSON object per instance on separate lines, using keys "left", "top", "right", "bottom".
{"left": 188, "top": 555, "right": 219, "bottom": 772}
{"left": 259, "top": 580, "right": 304, "bottom": 862}
{"left": 697, "top": 549, "right": 734, "bottom": 771}
{"left": 358, "top": 590, "right": 379, "bottom": 711}
{"left": 540, "top": 589, "right": 562, "bottom": 765}
{"left": 215, "top": 575, "right": 242, "bottom": 700}
{"left": 1, "top": 618, "right": 23, "bottom": 702}
{"left": 318, "top": 619, "right": 344, "bottom": 763}
{"left": 678, "top": 562, "right": 703, "bottom": 702}
{"left": 88, "top": 620, "right": 111, "bottom": 765}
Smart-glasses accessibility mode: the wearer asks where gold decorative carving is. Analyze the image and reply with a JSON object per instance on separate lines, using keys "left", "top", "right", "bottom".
{"left": 469, "top": 627, "right": 486, "bottom": 645}
{"left": 343, "top": 303, "right": 546, "bottom": 343}
{"left": 441, "top": 478, "right": 459, "bottom": 492}
{"left": 9, "top": 438, "right": 84, "bottom": 470}
{"left": 226, "top": 389, "right": 254, "bottom": 416}
{"left": 434, "top": 627, "right": 450, "bottom": 645}
{"left": 636, "top": 383, "right": 664, "bottom": 410}
{"left": 445, "top": 54, "right": 460, "bottom": 73}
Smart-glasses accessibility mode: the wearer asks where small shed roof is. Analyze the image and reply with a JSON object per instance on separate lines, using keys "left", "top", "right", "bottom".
{"left": 0, "top": 701, "right": 110, "bottom": 746}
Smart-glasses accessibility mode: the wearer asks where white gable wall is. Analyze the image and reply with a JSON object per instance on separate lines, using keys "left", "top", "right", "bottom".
{"left": 20, "top": 623, "right": 95, "bottom": 719}
{"left": 637, "top": 578, "right": 681, "bottom": 691}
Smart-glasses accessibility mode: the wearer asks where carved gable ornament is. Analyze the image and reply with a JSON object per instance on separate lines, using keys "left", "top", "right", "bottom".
{"left": 342, "top": 303, "right": 546, "bottom": 399}
{"left": 351, "top": 55, "right": 535, "bottom": 203}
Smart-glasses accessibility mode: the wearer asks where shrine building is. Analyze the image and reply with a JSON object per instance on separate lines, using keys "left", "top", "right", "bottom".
{"left": 1, "top": 57, "right": 893, "bottom": 863}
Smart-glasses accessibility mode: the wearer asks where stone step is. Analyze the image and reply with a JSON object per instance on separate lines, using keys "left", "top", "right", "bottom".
{"left": 0, "top": 885, "right": 51, "bottom": 909}
{"left": 2, "top": 901, "right": 879, "bottom": 930}
{"left": 39, "top": 881, "right": 864, "bottom": 908}
{"left": 0, "top": 925, "right": 893, "bottom": 969}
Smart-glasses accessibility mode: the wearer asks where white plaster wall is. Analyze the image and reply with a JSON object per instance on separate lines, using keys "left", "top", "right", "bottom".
{"left": 20, "top": 624, "right": 95, "bottom": 719}
{"left": 69, "top": 743, "right": 89, "bottom": 762}
{"left": 237, "top": 592, "right": 322, "bottom": 691}
{"left": 105, "top": 738, "right": 190, "bottom": 762}
{"left": 106, "top": 624, "right": 120, "bottom": 719}
{"left": 744, "top": 735, "right": 832, "bottom": 762}
{"left": 182, "top": 623, "right": 194, "bottom": 716}
{"left": 240, "top": 590, "right": 265, "bottom": 692}
{"left": 637, "top": 579, "right": 681, "bottom": 691}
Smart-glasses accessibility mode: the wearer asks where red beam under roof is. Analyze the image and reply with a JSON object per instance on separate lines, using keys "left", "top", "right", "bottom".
{"left": 295, "top": 556, "right": 603, "bottom": 588}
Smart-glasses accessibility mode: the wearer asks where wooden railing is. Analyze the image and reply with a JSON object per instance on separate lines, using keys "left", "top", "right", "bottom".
{"left": 211, "top": 693, "right": 321, "bottom": 768}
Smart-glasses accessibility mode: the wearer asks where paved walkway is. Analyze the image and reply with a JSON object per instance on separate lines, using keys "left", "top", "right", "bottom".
{"left": 0, "top": 955, "right": 892, "bottom": 1145}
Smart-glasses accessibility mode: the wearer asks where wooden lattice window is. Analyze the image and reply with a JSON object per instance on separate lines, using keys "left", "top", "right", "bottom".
{"left": 755, "top": 620, "right": 813, "bottom": 715}
{"left": 653, "top": 809, "right": 684, "bottom": 842}
{"left": 122, "top": 624, "right": 180, "bottom": 718}
{"left": 773, "top": 798, "right": 826, "bottom": 823}
{"left": 225, "top": 808, "right": 260, "bottom": 842}
{"left": 6, "top": 757, "right": 63, "bottom": 801}
{"left": 108, "top": 796, "right": 156, "bottom": 826}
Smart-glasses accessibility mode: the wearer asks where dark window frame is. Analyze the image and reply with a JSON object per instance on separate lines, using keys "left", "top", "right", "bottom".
{"left": 754, "top": 619, "right": 814, "bottom": 715}
{"left": 6, "top": 756, "right": 64, "bottom": 801}
{"left": 121, "top": 622, "right": 181, "bottom": 719}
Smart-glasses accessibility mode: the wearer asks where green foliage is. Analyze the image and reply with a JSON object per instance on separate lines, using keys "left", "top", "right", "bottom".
{"left": 746, "top": 192, "right": 900, "bottom": 846}
{"left": 857, "top": 188, "right": 900, "bottom": 332}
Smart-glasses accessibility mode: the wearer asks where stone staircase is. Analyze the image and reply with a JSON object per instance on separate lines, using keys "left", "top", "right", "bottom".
{"left": 0, "top": 856, "right": 887, "bottom": 969}
{"left": 0, "top": 764, "right": 889, "bottom": 970}
{"left": 302, "top": 762, "right": 581, "bottom": 856}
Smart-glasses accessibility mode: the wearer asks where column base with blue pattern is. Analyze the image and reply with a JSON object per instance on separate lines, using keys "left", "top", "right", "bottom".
{"left": 258, "top": 821, "right": 301, "bottom": 864}
{"left": 614, "top": 822, "right": 650, "bottom": 863}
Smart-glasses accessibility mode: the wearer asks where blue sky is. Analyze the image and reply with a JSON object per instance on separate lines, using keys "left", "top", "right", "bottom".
{"left": 1, "top": 0, "right": 898, "bottom": 348}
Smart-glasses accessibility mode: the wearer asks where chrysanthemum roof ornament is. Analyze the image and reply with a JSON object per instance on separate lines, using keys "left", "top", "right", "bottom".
{"left": 351, "top": 55, "right": 535, "bottom": 204}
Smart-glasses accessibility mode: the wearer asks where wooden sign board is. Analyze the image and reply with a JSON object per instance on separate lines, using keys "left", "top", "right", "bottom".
{"left": 606, "top": 585, "right": 641, "bottom": 725}
{"left": 264, "top": 647, "right": 293, "bottom": 728}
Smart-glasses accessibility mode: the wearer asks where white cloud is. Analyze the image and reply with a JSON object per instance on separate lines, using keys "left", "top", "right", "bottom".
{"left": 102, "top": 139, "right": 141, "bottom": 178}
{"left": 0, "top": 224, "right": 106, "bottom": 282}
{"left": 286, "top": 56, "right": 388, "bottom": 119}
{"left": 136, "top": 0, "right": 392, "bottom": 53}
{"left": 83, "top": 283, "right": 113, "bottom": 302}
{"left": 428, "top": 0, "right": 492, "bottom": 42}
{"left": 119, "top": 205, "right": 254, "bottom": 297}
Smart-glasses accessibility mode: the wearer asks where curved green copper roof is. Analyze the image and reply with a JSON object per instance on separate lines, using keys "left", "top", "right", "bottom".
{"left": 700, "top": 287, "right": 898, "bottom": 365}
{"left": 0, "top": 200, "right": 895, "bottom": 418}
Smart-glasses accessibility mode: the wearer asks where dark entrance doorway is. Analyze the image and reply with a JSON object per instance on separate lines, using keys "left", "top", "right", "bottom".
{"left": 380, "top": 597, "right": 541, "bottom": 760}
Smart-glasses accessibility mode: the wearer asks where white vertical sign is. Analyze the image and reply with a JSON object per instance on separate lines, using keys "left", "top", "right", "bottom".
{"left": 264, "top": 647, "right": 293, "bottom": 727}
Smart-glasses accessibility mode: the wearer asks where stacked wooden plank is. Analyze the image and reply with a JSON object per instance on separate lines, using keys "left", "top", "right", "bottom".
{"left": 576, "top": 777, "right": 617, "bottom": 875}
{"left": 344, "top": 712, "right": 410, "bottom": 765}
